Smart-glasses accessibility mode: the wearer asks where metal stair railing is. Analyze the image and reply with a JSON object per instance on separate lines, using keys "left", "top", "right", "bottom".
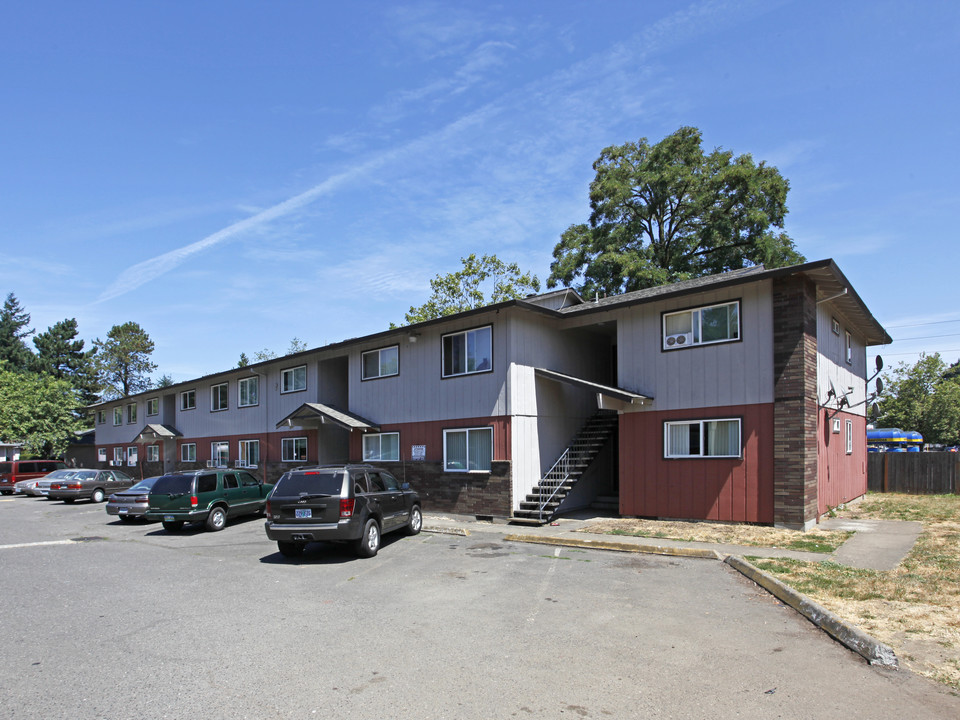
{"left": 536, "top": 446, "right": 574, "bottom": 522}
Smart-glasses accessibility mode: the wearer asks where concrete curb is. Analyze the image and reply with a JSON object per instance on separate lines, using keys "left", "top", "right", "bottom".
{"left": 502, "top": 533, "right": 723, "bottom": 559}
{"left": 423, "top": 526, "right": 469, "bottom": 537}
{"left": 725, "top": 555, "right": 898, "bottom": 668}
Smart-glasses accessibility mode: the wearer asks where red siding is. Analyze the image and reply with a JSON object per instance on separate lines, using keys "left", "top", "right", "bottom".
{"left": 349, "top": 416, "right": 512, "bottom": 463}
{"left": 817, "top": 409, "right": 867, "bottom": 515}
{"left": 619, "top": 404, "right": 775, "bottom": 523}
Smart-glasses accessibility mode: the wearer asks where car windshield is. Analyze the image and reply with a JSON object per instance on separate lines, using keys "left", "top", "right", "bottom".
{"left": 274, "top": 469, "right": 344, "bottom": 496}
{"left": 151, "top": 475, "right": 194, "bottom": 494}
{"left": 129, "top": 477, "right": 160, "bottom": 492}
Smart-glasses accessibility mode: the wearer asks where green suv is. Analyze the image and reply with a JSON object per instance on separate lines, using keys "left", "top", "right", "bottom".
{"left": 145, "top": 469, "right": 273, "bottom": 532}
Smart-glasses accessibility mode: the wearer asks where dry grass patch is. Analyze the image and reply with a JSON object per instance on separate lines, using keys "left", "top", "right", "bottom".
{"left": 578, "top": 518, "right": 851, "bottom": 553}
{"left": 752, "top": 493, "right": 960, "bottom": 691}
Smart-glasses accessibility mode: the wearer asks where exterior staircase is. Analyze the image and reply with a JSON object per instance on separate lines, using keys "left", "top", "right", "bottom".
{"left": 511, "top": 410, "right": 619, "bottom": 525}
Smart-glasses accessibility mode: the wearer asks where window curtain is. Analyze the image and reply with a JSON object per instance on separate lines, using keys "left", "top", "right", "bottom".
{"left": 665, "top": 312, "right": 692, "bottom": 336}
{"left": 446, "top": 431, "right": 467, "bottom": 470}
{"left": 705, "top": 420, "right": 738, "bottom": 456}
{"left": 668, "top": 424, "right": 692, "bottom": 456}
{"left": 382, "top": 433, "right": 399, "bottom": 461}
{"left": 468, "top": 429, "right": 492, "bottom": 471}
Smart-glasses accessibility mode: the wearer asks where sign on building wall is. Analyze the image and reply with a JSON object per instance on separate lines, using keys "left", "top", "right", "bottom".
{"left": 411, "top": 445, "right": 426, "bottom": 461}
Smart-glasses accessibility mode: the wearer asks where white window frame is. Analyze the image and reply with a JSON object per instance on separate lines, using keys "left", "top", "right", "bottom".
{"left": 127, "top": 403, "right": 137, "bottom": 424}
{"left": 113, "top": 407, "right": 122, "bottom": 426}
{"left": 281, "top": 437, "right": 308, "bottom": 462}
{"left": 662, "top": 300, "right": 740, "bottom": 350}
{"left": 361, "top": 345, "right": 399, "bottom": 381}
{"left": 238, "top": 439, "right": 260, "bottom": 468}
{"left": 845, "top": 420, "right": 854, "bottom": 455}
{"left": 113, "top": 447, "right": 124, "bottom": 464}
{"left": 181, "top": 443, "right": 196, "bottom": 463}
{"left": 126, "top": 446, "right": 138, "bottom": 466}
{"left": 281, "top": 365, "right": 307, "bottom": 394}
{"left": 96, "top": 410, "right": 106, "bottom": 425}
{"left": 845, "top": 331, "right": 853, "bottom": 365}
{"left": 211, "top": 441, "right": 229, "bottom": 467}
{"left": 147, "top": 397, "right": 159, "bottom": 416}
{"left": 362, "top": 432, "right": 400, "bottom": 462}
{"left": 181, "top": 389, "right": 196, "bottom": 411}
{"left": 443, "top": 427, "right": 494, "bottom": 472}
{"left": 664, "top": 418, "right": 742, "bottom": 459}
{"left": 238, "top": 376, "right": 259, "bottom": 408}
{"left": 211, "top": 382, "right": 228, "bottom": 412}
{"left": 146, "top": 445, "right": 159, "bottom": 463}
{"left": 441, "top": 325, "right": 493, "bottom": 378}
{"left": 97, "top": 448, "right": 107, "bottom": 462}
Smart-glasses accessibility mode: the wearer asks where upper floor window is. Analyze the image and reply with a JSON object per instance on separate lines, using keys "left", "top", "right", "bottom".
{"left": 845, "top": 331, "right": 853, "bottom": 365}
{"left": 663, "top": 301, "right": 740, "bottom": 350}
{"left": 96, "top": 410, "right": 106, "bottom": 425}
{"left": 238, "top": 376, "right": 258, "bottom": 407}
{"left": 442, "top": 326, "right": 492, "bottom": 378}
{"left": 127, "top": 403, "right": 137, "bottom": 424}
{"left": 113, "top": 407, "right": 122, "bottom": 426}
{"left": 211, "top": 382, "right": 228, "bottom": 412}
{"left": 362, "top": 346, "right": 399, "bottom": 380}
{"left": 363, "top": 432, "right": 400, "bottom": 462}
{"left": 146, "top": 397, "right": 159, "bottom": 416}
{"left": 281, "top": 365, "right": 307, "bottom": 393}
{"left": 664, "top": 418, "right": 741, "bottom": 459}
{"left": 181, "top": 389, "right": 196, "bottom": 411}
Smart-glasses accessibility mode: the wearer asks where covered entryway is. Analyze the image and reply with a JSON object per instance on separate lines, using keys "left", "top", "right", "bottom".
{"left": 276, "top": 403, "right": 380, "bottom": 465}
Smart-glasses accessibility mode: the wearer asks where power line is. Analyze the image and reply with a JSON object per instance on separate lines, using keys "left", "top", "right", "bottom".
{"left": 883, "top": 318, "right": 960, "bottom": 330}
{"left": 892, "top": 332, "right": 960, "bottom": 342}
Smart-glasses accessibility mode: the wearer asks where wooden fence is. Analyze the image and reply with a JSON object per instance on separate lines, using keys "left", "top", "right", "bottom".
{"left": 867, "top": 452, "right": 960, "bottom": 494}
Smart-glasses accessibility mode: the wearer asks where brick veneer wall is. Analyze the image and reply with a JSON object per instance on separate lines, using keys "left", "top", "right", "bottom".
{"left": 375, "top": 460, "right": 512, "bottom": 518}
{"left": 772, "top": 275, "right": 819, "bottom": 528}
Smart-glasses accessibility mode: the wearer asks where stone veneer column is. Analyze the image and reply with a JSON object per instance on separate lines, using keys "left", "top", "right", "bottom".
{"left": 772, "top": 275, "right": 819, "bottom": 529}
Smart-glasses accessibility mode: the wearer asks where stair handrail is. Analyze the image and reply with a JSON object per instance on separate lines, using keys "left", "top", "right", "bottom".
{"left": 537, "top": 447, "right": 574, "bottom": 521}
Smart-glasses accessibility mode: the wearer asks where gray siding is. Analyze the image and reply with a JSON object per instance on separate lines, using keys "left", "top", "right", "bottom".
{"left": 817, "top": 302, "right": 868, "bottom": 417}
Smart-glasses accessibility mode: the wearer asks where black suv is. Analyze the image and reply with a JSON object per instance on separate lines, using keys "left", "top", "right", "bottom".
{"left": 264, "top": 464, "right": 421, "bottom": 558}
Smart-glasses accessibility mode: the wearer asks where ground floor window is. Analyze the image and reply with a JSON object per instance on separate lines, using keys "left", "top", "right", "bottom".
{"left": 282, "top": 437, "right": 307, "bottom": 462}
{"left": 181, "top": 443, "right": 196, "bottom": 463}
{"left": 443, "top": 427, "right": 493, "bottom": 472}
{"left": 98, "top": 448, "right": 107, "bottom": 462}
{"left": 363, "top": 432, "right": 399, "bottom": 461}
{"left": 239, "top": 439, "right": 260, "bottom": 467}
{"left": 113, "top": 447, "right": 124, "bottom": 465}
{"left": 211, "top": 441, "right": 229, "bottom": 467}
{"left": 664, "top": 418, "right": 741, "bottom": 458}
{"left": 146, "top": 445, "right": 159, "bottom": 463}
{"left": 845, "top": 419, "right": 854, "bottom": 455}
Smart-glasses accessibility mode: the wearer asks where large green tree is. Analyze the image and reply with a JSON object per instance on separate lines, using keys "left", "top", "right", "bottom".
{"left": 33, "top": 318, "right": 99, "bottom": 406}
{"left": 93, "top": 321, "right": 157, "bottom": 399}
{"left": 548, "top": 127, "right": 804, "bottom": 296}
{"left": 0, "top": 367, "right": 83, "bottom": 457}
{"left": 876, "top": 353, "right": 960, "bottom": 446}
{"left": 399, "top": 254, "right": 540, "bottom": 326}
{"left": 0, "top": 292, "right": 35, "bottom": 372}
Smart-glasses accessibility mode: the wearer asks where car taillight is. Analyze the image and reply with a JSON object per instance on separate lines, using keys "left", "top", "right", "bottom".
{"left": 265, "top": 499, "right": 272, "bottom": 520}
{"left": 135, "top": 495, "right": 148, "bottom": 503}
{"left": 340, "top": 498, "right": 355, "bottom": 518}
{"left": 51, "top": 484, "right": 61, "bottom": 490}
{"left": 190, "top": 495, "right": 198, "bottom": 508}
{"left": 68, "top": 483, "right": 82, "bottom": 490}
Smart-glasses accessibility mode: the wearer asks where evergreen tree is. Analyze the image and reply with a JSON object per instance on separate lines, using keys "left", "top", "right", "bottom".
{"left": 93, "top": 321, "right": 157, "bottom": 398}
{"left": 0, "top": 292, "right": 35, "bottom": 371}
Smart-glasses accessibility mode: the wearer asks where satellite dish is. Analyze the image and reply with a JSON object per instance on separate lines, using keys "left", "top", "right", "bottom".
{"left": 876, "top": 378, "right": 883, "bottom": 395}
{"left": 828, "top": 379, "right": 838, "bottom": 398}
{"left": 871, "top": 402, "right": 879, "bottom": 417}
{"left": 876, "top": 355, "right": 883, "bottom": 373}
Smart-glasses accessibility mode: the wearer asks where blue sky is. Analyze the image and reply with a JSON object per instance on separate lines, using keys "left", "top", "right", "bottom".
{"left": 2, "top": 0, "right": 957, "bottom": 382}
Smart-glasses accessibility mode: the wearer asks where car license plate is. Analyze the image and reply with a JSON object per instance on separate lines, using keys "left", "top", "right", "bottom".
{"left": 295, "top": 508, "right": 312, "bottom": 519}
{"left": 118, "top": 508, "right": 128, "bottom": 514}
{"left": 164, "top": 515, "right": 175, "bottom": 522}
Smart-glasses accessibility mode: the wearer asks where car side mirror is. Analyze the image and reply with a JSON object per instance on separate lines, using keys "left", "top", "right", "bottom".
{"left": 401, "top": 482, "right": 411, "bottom": 490}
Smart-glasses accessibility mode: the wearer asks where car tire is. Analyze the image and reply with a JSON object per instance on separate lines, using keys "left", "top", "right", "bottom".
{"left": 63, "top": 498, "right": 75, "bottom": 504}
{"left": 277, "top": 541, "right": 305, "bottom": 558}
{"left": 205, "top": 506, "right": 227, "bottom": 532}
{"left": 356, "top": 518, "right": 381, "bottom": 558}
{"left": 91, "top": 488, "right": 105, "bottom": 503}
{"left": 162, "top": 520, "right": 184, "bottom": 532}
{"left": 406, "top": 505, "right": 423, "bottom": 536}
{"left": 0, "top": 490, "right": 11, "bottom": 496}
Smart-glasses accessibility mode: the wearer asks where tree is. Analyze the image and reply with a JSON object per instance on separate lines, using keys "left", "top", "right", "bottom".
{"left": 548, "top": 127, "right": 804, "bottom": 297}
{"left": 287, "top": 337, "right": 308, "bottom": 355}
{"left": 33, "top": 318, "right": 99, "bottom": 406}
{"left": 237, "top": 352, "right": 250, "bottom": 368}
{"left": 399, "top": 254, "right": 540, "bottom": 326}
{"left": 875, "top": 353, "right": 960, "bottom": 446}
{"left": 93, "top": 322, "right": 157, "bottom": 399}
{"left": 0, "top": 292, "right": 35, "bottom": 372}
{"left": 0, "top": 367, "right": 83, "bottom": 457}
{"left": 155, "top": 374, "right": 174, "bottom": 388}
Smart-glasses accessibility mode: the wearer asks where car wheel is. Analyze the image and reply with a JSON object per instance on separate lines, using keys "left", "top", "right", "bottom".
{"left": 63, "top": 498, "right": 75, "bottom": 504}
{"left": 91, "top": 488, "right": 105, "bottom": 503}
{"left": 356, "top": 518, "right": 381, "bottom": 558}
{"left": 205, "top": 506, "right": 227, "bottom": 532}
{"left": 406, "top": 505, "right": 423, "bottom": 536}
{"left": 162, "top": 520, "right": 184, "bottom": 532}
{"left": 0, "top": 490, "right": 11, "bottom": 496}
{"left": 277, "top": 541, "right": 305, "bottom": 558}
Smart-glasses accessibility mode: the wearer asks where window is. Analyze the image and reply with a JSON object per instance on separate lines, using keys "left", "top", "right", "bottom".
{"left": 239, "top": 439, "right": 260, "bottom": 467}
{"left": 845, "top": 331, "right": 853, "bottom": 365}
{"left": 444, "top": 427, "right": 493, "bottom": 472}
{"left": 362, "top": 346, "right": 399, "bottom": 380}
{"left": 211, "top": 382, "right": 228, "bottom": 411}
{"left": 664, "top": 419, "right": 741, "bottom": 458}
{"left": 238, "top": 376, "right": 258, "bottom": 407}
{"left": 845, "top": 420, "right": 854, "bottom": 455}
{"left": 281, "top": 437, "right": 307, "bottom": 462}
{"left": 113, "top": 447, "right": 124, "bottom": 464}
{"left": 127, "top": 403, "right": 137, "bottom": 424}
{"left": 211, "top": 441, "right": 229, "bottom": 467}
{"left": 181, "top": 389, "right": 196, "bottom": 411}
{"left": 223, "top": 473, "right": 239, "bottom": 489}
{"left": 113, "top": 408, "right": 122, "bottom": 426}
{"left": 97, "top": 448, "right": 107, "bottom": 462}
{"left": 239, "top": 472, "right": 259, "bottom": 487}
{"left": 126, "top": 446, "right": 138, "bottom": 465}
{"left": 96, "top": 410, "right": 105, "bottom": 425}
{"left": 147, "top": 445, "right": 159, "bottom": 463}
{"left": 663, "top": 301, "right": 740, "bottom": 350}
{"left": 442, "top": 326, "right": 492, "bottom": 377}
{"left": 832, "top": 318, "right": 841, "bottom": 335}
{"left": 281, "top": 365, "right": 307, "bottom": 393}
{"left": 147, "top": 397, "right": 159, "bottom": 416}
{"left": 181, "top": 443, "right": 196, "bottom": 463}
{"left": 363, "top": 432, "right": 400, "bottom": 461}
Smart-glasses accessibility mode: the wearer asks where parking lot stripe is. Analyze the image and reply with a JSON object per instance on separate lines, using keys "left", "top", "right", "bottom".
{"left": 0, "top": 539, "right": 79, "bottom": 550}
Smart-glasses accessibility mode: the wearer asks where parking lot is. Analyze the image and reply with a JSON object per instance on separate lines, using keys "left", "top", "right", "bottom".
{"left": 2, "top": 496, "right": 958, "bottom": 720}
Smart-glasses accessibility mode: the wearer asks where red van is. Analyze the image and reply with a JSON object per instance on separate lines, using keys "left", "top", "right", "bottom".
{"left": 0, "top": 459, "right": 67, "bottom": 495}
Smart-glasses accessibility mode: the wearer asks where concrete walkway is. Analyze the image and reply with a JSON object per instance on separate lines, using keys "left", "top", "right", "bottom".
{"left": 423, "top": 511, "right": 923, "bottom": 569}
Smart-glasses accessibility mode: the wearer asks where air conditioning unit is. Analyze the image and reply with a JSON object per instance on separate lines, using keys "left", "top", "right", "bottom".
{"left": 664, "top": 333, "right": 693, "bottom": 348}
{"left": 127, "top": 460, "right": 136, "bottom": 466}
{"left": 206, "top": 460, "right": 216, "bottom": 468}
{"left": 234, "top": 461, "right": 247, "bottom": 468}
{"left": 109, "top": 461, "right": 117, "bottom": 467}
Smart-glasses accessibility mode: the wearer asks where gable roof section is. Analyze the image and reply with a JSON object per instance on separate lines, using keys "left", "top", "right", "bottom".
{"left": 276, "top": 403, "right": 380, "bottom": 432}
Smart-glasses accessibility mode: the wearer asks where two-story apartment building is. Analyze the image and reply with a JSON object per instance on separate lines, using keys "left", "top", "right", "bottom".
{"left": 90, "top": 259, "right": 889, "bottom": 529}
